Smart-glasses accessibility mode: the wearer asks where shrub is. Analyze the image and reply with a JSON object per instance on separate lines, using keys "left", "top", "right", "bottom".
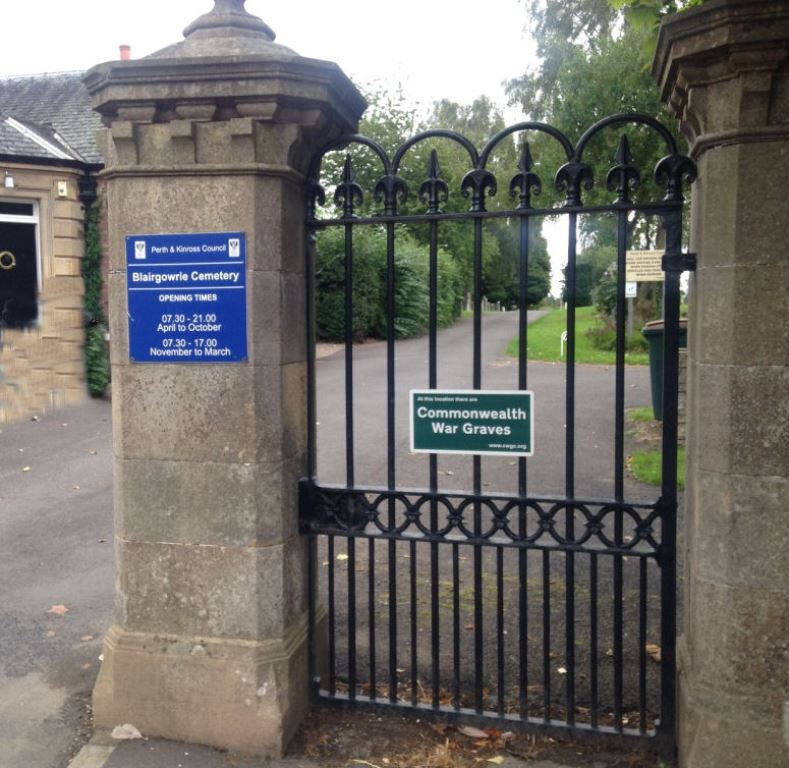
{"left": 585, "top": 319, "right": 648, "bottom": 354}
{"left": 314, "top": 226, "right": 461, "bottom": 341}
{"left": 85, "top": 323, "right": 110, "bottom": 397}
{"left": 82, "top": 199, "right": 110, "bottom": 397}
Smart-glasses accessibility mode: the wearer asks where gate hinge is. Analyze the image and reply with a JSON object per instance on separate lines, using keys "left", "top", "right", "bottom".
{"left": 662, "top": 251, "right": 697, "bottom": 272}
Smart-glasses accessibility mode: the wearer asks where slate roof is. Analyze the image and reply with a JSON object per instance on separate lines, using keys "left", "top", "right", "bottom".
{"left": 0, "top": 72, "right": 102, "bottom": 164}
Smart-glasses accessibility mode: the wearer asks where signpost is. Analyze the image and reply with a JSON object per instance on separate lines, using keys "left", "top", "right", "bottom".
{"left": 125, "top": 232, "right": 247, "bottom": 362}
{"left": 410, "top": 389, "right": 534, "bottom": 456}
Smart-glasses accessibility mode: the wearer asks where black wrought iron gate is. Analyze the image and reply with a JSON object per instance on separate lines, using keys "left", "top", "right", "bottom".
{"left": 299, "top": 114, "right": 695, "bottom": 756}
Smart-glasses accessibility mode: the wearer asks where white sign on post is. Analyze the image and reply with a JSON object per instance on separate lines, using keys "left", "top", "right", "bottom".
{"left": 625, "top": 281, "right": 637, "bottom": 299}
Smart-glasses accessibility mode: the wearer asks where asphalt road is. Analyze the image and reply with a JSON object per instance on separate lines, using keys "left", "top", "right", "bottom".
{"left": 0, "top": 399, "right": 114, "bottom": 768}
{"left": 313, "top": 311, "right": 664, "bottom": 725}
{"left": 0, "top": 310, "right": 663, "bottom": 767}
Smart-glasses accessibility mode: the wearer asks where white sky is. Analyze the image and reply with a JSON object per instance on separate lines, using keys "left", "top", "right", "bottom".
{"left": 2, "top": 0, "right": 567, "bottom": 294}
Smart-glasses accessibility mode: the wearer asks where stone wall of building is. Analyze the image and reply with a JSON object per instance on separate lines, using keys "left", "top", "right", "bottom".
{"left": 0, "top": 163, "right": 87, "bottom": 422}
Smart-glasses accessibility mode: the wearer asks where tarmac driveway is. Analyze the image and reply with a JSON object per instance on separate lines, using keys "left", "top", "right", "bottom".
{"left": 0, "top": 398, "right": 114, "bottom": 768}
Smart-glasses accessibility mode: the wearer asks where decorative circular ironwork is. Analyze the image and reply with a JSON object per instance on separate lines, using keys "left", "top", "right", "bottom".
{"left": 0, "top": 251, "right": 16, "bottom": 270}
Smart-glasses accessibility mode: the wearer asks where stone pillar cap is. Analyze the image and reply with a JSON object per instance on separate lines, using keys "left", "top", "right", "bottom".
{"left": 149, "top": 0, "right": 297, "bottom": 60}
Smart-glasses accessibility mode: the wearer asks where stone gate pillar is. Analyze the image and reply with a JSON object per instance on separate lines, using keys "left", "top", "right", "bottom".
{"left": 653, "top": 2, "right": 789, "bottom": 766}
{"left": 83, "top": 1, "right": 364, "bottom": 754}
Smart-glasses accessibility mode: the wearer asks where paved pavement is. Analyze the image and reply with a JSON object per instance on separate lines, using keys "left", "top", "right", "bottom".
{"left": 71, "top": 736, "right": 578, "bottom": 768}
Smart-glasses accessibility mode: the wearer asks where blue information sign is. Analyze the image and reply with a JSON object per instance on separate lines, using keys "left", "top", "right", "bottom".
{"left": 125, "top": 232, "right": 247, "bottom": 363}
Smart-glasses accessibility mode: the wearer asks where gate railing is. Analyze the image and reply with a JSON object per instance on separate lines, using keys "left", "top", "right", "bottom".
{"left": 300, "top": 114, "right": 695, "bottom": 757}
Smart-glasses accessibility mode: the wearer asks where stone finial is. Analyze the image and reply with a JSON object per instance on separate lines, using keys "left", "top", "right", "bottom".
{"left": 183, "top": 0, "right": 276, "bottom": 41}
{"left": 145, "top": 0, "right": 295, "bottom": 59}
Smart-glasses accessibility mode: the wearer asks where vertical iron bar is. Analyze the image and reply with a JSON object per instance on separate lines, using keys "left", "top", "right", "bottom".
{"left": 590, "top": 552, "right": 599, "bottom": 728}
{"left": 518, "top": 215, "right": 530, "bottom": 720}
{"left": 565, "top": 212, "right": 577, "bottom": 497}
{"left": 369, "top": 538, "right": 376, "bottom": 700}
{"left": 348, "top": 537, "right": 356, "bottom": 699}
{"left": 388, "top": 536, "right": 397, "bottom": 702}
{"left": 473, "top": 217, "right": 484, "bottom": 714}
{"left": 386, "top": 220, "right": 398, "bottom": 703}
{"left": 658, "top": 208, "right": 682, "bottom": 756}
{"left": 565, "top": 213, "right": 578, "bottom": 725}
{"left": 306, "top": 229, "right": 317, "bottom": 480}
{"left": 614, "top": 532, "right": 624, "bottom": 731}
{"left": 308, "top": 533, "right": 317, "bottom": 697}
{"left": 639, "top": 556, "right": 648, "bottom": 733}
{"left": 615, "top": 209, "right": 628, "bottom": 501}
{"left": 344, "top": 223, "right": 354, "bottom": 488}
{"left": 429, "top": 218, "right": 440, "bottom": 709}
{"left": 305, "top": 224, "right": 318, "bottom": 696}
{"left": 497, "top": 546, "right": 505, "bottom": 716}
{"left": 327, "top": 535, "right": 336, "bottom": 696}
{"left": 410, "top": 539, "right": 418, "bottom": 705}
{"left": 542, "top": 549, "right": 551, "bottom": 721}
{"left": 519, "top": 541, "right": 529, "bottom": 719}
{"left": 613, "top": 209, "right": 627, "bottom": 732}
{"left": 453, "top": 543, "right": 461, "bottom": 710}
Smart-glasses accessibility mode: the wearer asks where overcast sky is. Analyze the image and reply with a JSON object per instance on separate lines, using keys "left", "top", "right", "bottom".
{"left": 5, "top": 1, "right": 534, "bottom": 111}
{"left": 3, "top": 1, "right": 568, "bottom": 293}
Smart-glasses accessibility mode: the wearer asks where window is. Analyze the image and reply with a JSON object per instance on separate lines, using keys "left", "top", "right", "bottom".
{"left": 0, "top": 199, "right": 40, "bottom": 327}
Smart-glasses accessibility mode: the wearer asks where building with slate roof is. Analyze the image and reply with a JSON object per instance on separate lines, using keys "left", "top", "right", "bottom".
{"left": 0, "top": 71, "right": 104, "bottom": 422}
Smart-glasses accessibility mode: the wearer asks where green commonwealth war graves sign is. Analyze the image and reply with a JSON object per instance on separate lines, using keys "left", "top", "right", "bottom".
{"left": 410, "top": 389, "right": 534, "bottom": 456}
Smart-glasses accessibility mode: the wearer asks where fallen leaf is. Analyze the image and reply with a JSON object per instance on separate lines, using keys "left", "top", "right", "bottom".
{"left": 557, "top": 667, "right": 567, "bottom": 675}
{"left": 46, "top": 630, "right": 56, "bottom": 638}
{"left": 111, "top": 723, "right": 142, "bottom": 740}
{"left": 72, "top": 485, "right": 81, "bottom": 491}
{"left": 459, "top": 725, "right": 489, "bottom": 740}
{"left": 98, "top": 654, "right": 104, "bottom": 662}
{"left": 336, "top": 554, "right": 349, "bottom": 562}
{"left": 487, "top": 758, "right": 505, "bottom": 765}
{"left": 646, "top": 643, "right": 662, "bottom": 663}
{"left": 47, "top": 604, "right": 69, "bottom": 616}
{"left": 22, "top": 466, "right": 31, "bottom": 472}
{"left": 98, "top": 539, "right": 107, "bottom": 544}
{"left": 31, "top": 415, "right": 39, "bottom": 422}
{"left": 81, "top": 663, "right": 92, "bottom": 670}
{"left": 89, "top": 450, "right": 97, "bottom": 455}
{"left": 351, "top": 761, "right": 385, "bottom": 768}
{"left": 80, "top": 635, "right": 94, "bottom": 642}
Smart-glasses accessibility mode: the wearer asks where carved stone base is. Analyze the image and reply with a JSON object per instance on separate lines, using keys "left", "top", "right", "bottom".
{"left": 93, "top": 618, "right": 310, "bottom": 756}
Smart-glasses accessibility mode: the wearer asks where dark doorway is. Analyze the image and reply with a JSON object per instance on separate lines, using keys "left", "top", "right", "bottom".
{"left": 0, "top": 220, "right": 38, "bottom": 327}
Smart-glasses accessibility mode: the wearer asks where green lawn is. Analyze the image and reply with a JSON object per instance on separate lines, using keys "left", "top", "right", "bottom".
{"left": 628, "top": 447, "right": 686, "bottom": 490}
{"left": 506, "top": 306, "right": 649, "bottom": 365}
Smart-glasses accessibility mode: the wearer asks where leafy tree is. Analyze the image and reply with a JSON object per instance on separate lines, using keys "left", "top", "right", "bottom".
{"left": 561, "top": 244, "right": 616, "bottom": 305}
{"left": 609, "top": 0, "right": 707, "bottom": 65}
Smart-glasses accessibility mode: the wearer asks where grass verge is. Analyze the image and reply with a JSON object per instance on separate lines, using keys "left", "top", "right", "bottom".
{"left": 628, "top": 446, "right": 686, "bottom": 490}
{"left": 507, "top": 306, "right": 649, "bottom": 365}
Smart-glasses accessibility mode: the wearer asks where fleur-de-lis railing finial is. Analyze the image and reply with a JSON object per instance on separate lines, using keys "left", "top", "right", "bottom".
{"left": 419, "top": 150, "right": 449, "bottom": 214}
{"left": 655, "top": 153, "right": 697, "bottom": 202}
{"left": 509, "top": 142, "right": 542, "bottom": 209}
{"left": 461, "top": 166, "right": 497, "bottom": 212}
{"left": 606, "top": 135, "right": 641, "bottom": 204}
{"left": 374, "top": 170, "right": 408, "bottom": 216}
{"left": 555, "top": 159, "right": 594, "bottom": 207}
{"left": 334, "top": 154, "right": 363, "bottom": 218}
